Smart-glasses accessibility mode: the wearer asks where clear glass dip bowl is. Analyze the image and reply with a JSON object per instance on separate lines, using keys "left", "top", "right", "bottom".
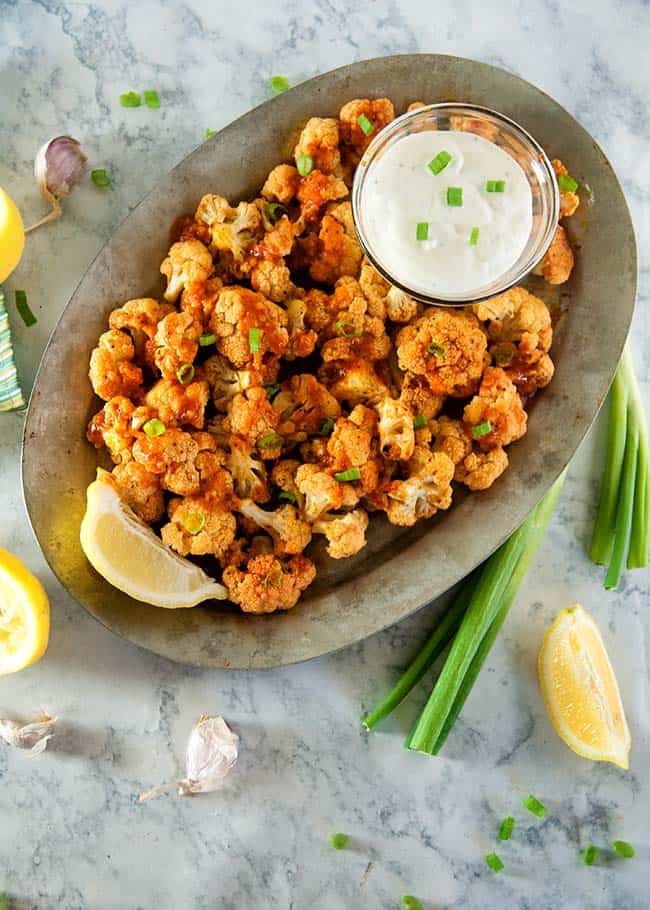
{"left": 351, "top": 103, "right": 560, "bottom": 306}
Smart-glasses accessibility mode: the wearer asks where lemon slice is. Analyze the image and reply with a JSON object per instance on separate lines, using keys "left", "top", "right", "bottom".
{"left": 0, "top": 548, "right": 50, "bottom": 675}
{"left": 0, "top": 187, "right": 25, "bottom": 283}
{"left": 80, "top": 471, "right": 227, "bottom": 608}
{"left": 539, "top": 603, "right": 631, "bottom": 769}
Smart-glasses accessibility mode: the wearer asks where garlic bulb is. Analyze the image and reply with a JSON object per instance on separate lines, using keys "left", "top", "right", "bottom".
{"left": 0, "top": 712, "right": 57, "bottom": 755}
{"left": 25, "top": 136, "right": 87, "bottom": 234}
{"left": 139, "top": 715, "right": 238, "bottom": 802}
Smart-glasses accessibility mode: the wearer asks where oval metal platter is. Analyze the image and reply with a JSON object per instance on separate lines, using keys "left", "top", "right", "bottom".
{"left": 22, "top": 55, "right": 636, "bottom": 669}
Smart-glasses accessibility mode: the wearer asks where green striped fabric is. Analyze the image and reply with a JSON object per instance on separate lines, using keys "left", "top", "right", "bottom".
{"left": 0, "top": 288, "right": 26, "bottom": 411}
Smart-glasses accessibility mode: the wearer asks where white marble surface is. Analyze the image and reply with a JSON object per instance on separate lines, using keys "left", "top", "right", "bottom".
{"left": 1, "top": 1, "right": 649, "bottom": 907}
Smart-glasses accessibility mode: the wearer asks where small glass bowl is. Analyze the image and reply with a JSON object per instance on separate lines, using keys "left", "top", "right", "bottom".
{"left": 351, "top": 102, "right": 560, "bottom": 306}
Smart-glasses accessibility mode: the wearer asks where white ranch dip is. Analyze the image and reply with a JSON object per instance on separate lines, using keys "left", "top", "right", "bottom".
{"left": 360, "top": 130, "right": 533, "bottom": 298}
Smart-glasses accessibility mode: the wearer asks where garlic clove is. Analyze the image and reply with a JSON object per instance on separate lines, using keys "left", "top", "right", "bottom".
{"left": 0, "top": 712, "right": 57, "bottom": 755}
{"left": 26, "top": 136, "right": 87, "bottom": 234}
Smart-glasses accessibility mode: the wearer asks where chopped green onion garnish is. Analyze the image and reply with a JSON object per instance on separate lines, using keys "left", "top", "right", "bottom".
{"left": 523, "top": 794, "right": 547, "bottom": 818}
{"left": 91, "top": 168, "right": 111, "bottom": 188}
{"left": 269, "top": 75, "right": 290, "bottom": 94}
{"left": 143, "top": 418, "right": 165, "bottom": 438}
{"left": 612, "top": 840, "right": 635, "bottom": 858}
{"left": 329, "top": 832, "right": 349, "bottom": 850}
{"left": 427, "top": 342, "right": 446, "bottom": 357}
{"left": 401, "top": 897, "right": 424, "bottom": 910}
{"left": 297, "top": 154, "right": 313, "bottom": 177}
{"left": 0, "top": 894, "right": 7, "bottom": 910}
{"left": 357, "top": 113, "right": 374, "bottom": 136}
{"left": 319, "top": 417, "right": 335, "bottom": 436}
{"left": 120, "top": 91, "right": 141, "bottom": 108}
{"left": 469, "top": 227, "right": 480, "bottom": 245}
{"left": 486, "top": 180, "right": 497, "bottom": 192}
{"left": 278, "top": 491, "right": 297, "bottom": 504}
{"left": 427, "top": 150, "right": 452, "bottom": 175}
{"left": 447, "top": 186, "right": 463, "bottom": 206}
{"left": 205, "top": 128, "right": 217, "bottom": 139}
{"left": 413, "top": 414, "right": 427, "bottom": 430}
{"left": 248, "top": 327, "right": 261, "bottom": 353}
{"left": 263, "top": 381, "right": 280, "bottom": 399}
{"left": 176, "top": 363, "right": 195, "bottom": 385}
{"left": 144, "top": 90, "right": 160, "bottom": 109}
{"left": 498, "top": 816, "right": 515, "bottom": 840}
{"left": 15, "top": 290, "right": 37, "bottom": 327}
{"left": 334, "top": 320, "right": 363, "bottom": 338}
{"left": 182, "top": 512, "right": 205, "bottom": 535}
{"left": 267, "top": 202, "right": 287, "bottom": 223}
{"left": 199, "top": 333, "right": 216, "bottom": 347}
{"left": 258, "top": 432, "right": 284, "bottom": 449}
{"left": 582, "top": 845, "right": 599, "bottom": 865}
{"left": 472, "top": 421, "right": 492, "bottom": 439}
{"left": 334, "top": 467, "right": 361, "bottom": 483}
{"left": 558, "top": 173, "right": 579, "bottom": 192}
{"left": 416, "top": 221, "right": 429, "bottom": 241}
{"left": 495, "top": 179, "right": 506, "bottom": 192}
{"left": 494, "top": 346, "right": 515, "bottom": 366}
{"left": 485, "top": 852, "right": 504, "bottom": 874}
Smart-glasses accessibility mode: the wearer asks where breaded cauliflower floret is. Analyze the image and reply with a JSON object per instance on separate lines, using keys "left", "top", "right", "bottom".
{"left": 261, "top": 164, "right": 301, "bottom": 204}
{"left": 294, "top": 117, "right": 342, "bottom": 176}
{"left": 455, "top": 446, "right": 509, "bottom": 491}
{"left": 195, "top": 194, "right": 262, "bottom": 274}
{"left": 273, "top": 374, "right": 341, "bottom": 440}
{"left": 386, "top": 286, "right": 420, "bottom": 323}
{"left": 190, "top": 432, "right": 234, "bottom": 502}
{"left": 200, "top": 353, "right": 256, "bottom": 411}
{"left": 209, "top": 286, "right": 289, "bottom": 369}
{"left": 432, "top": 416, "right": 472, "bottom": 466}
{"left": 132, "top": 427, "right": 202, "bottom": 496}
{"left": 284, "top": 296, "right": 318, "bottom": 360}
{"left": 463, "top": 367, "right": 527, "bottom": 451}
{"left": 161, "top": 496, "right": 236, "bottom": 559}
{"left": 533, "top": 224, "right": 574, "bottom": 285}
{"left": 223, "top": 553, "right": 316, "bottom": 613}
{"left": 180, "top": 276, "right": 223, "bottom": 326}
{"left": 339, "top": 98, "right": 395, "bottom": 155}
{"left": 237, "top": 500, "right": 312, "bottom": 556}
{"left": 304, "top": 202, "right": 363, "bottom": 285}
{"left": 295, "top": 463, "right": 344, "bottom": 522}
{"left": 255, "top": 214, "right": 300, "bottom": 261}
{"left": 111, "top": 461, "right": 165, "bottom": 523}
{"left": 271, "top": 459, "right": 304, "bottom": 508}
{"left": 227, "top": 436, "right": 270, "bottom": 503}
{"left": 318, "top": 276, "right": 391, "bottom": 362}
{"left": 296, "top": 170, "right": 348, "bottom": 223}
{"left": 396, "top": 308, "right": 487, "bottom": 398}
{"left": 160, "top": 239, "right": 213, "bottom": 303}
{"left": 319, "top": 357, "right": 391, "bottom": 407}
{"left": 250, "top": 258, "right": 293, "bottom": 303}
{"left": 226, "top": 387, "right": 280, "bottom": 450}
{"left": 153, "top": 311, "right": 202, "bottom": 379}
{"left": 89, "top": 329, "right": 142, "bottom": 401}
{"left": 399, "top": 372, "right": 445, "bottom": 421}
{"left": 407, "top": 101, "right": 427, "bottom": 112}
{"left": 145, "top": 378, "right": 209, "bottom": 430}
{"left": 312, "top": 508, "right": 369, "bottom": 559}
{"left": 552, "top": 158, "right": 580, "bottom": 218}
{"left": 358, "top": 259, "right": 390, "bottom": 319}
{"left": 375, "top": 397, "right": 416, "bottom": 461}
{"left": 326, "top": 407, "right": 381, "bottom": 498}
{"left": 87, "top": 396, "right": 154, "bottom": 464}
{"left": 383, "top": 447, "right": 454, "bottom": 527}
{"left": 108, "top": 297, "right": 174, "bottom": 340}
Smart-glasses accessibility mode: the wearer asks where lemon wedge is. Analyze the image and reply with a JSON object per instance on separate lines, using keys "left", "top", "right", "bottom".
{"left": 80, "top": 471, "right": 227, "bottom": 608}
{"left": 538, "top": 603, "right": 631, "bottom": 769}
{"left": 0, "top": 548, "right": 50, "bottom": 675}
{"left": 0, "top": 187, "right": 25, "bottom": 283}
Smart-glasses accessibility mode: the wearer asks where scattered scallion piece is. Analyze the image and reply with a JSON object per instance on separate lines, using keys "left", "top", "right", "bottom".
{"left": 176, "top": 363, "right": 195, "bottom": 385}
{"left": 334, "top": 320, "right": 362, "bottom": 338}
{"left": 523, "top": 795, "right": 547, "bottom": 818}
{"left": 472, "top": 421, "right": 492, "bottom": 439}
{"left": 144, "top": 90, "right": 160, "bottom": 109}
{"left": 205, "top": 128, "right": 217, "bottom": 139}
{"left": 469, "top": 226, "right": 480, "bottom": 245}
{"left": 416, "top": 221, "right": 429, "bottom": 241}
{"left": 143, "top": 418, "right": 165, "bottom": 438}
{"left": 401, "top": 897, "right": 424, "bottom": 910}
{"left": 427, "top": 342, "right": 446, "bottom": 357}
{"left": 120, "top": 91, "right": 141, "bottom": 108}
{"left": 485, "top": 852, "right": 504, "bottom": 874}
{"left": 0, "top": 894, "right": 6, "bottom": 910}
{"left": 558, "top": 173, "right": 579, "bottom": 192}
{"left": 182, "top": 512, "right": 205, "bottom": 535}
{"left": 266, "top": 202, "right": 287, "bottom": 223}
{"left": 334, "top": 467, "right": 361, "bottom": 483}
{"left": 447, "top": 186, "right": 463, "bottom": 206}
{"left": 582, "top": 845, "right": 599, "bottom": 865}
{"left": 199, "top": 332, "right": 216, "bottom": 347}
{"left": 91, "top": 168, "right": 111, "bottom": 188}
{"left": 612, "top": 840, "right": 635, "bottom": 858}
{"left": 427, "top": 150, "right": 451, "bottom": 175}
{"left": 486, "top": 180, "right": 497, "bottom": 192}
{"left": 357, "top": 113, "right": 374, "bottom": 136}
{"left": 258, "top": 433, "right": 284, "bottom": 449}
{"left": 330, "top": 832, "right": 349, "bottom": 850}
{"left": 319, "top": 417, "right": 335, "bottom": 436}
{"left": 263, "top": 381, "right": 280, "bottom": 399}
{"left": 498, "top": 817, "right": 515, "bottom": 841}
{"left": 297, "top": 154, "right": 313, "bottom": 177}
{"left": 495, "top": 180, "right": 506, "bottom": 192}
{"left": 248, "top": 327, "right": 261, "bottom": 354}
{"left": 269, "top": 75, "right": 290, "bottom": 94}
{"left": 15, "top": 290, "right": 37, "bottom": 327}
{"left": 278, "top": 491, "right": 297, "bottom": 504}
{"left": 413, "top": 414, "right": 427, "bottom": 430}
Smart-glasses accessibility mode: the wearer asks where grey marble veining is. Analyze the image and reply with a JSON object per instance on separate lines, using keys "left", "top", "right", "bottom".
{"left": 0, "top": 1, "right": 649, "bottom": 908}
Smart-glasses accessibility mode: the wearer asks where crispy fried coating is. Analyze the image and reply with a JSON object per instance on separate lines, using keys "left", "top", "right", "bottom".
{"left": 145, "top": 377, "right": 209, "bottom": 430}
{"left": 455, "top": 446, "right": 509, "bottom": 491}
{"left": 533, "top": 224, "right": 574, "bottom": 285}
{"left": 399, "top": 372, "right": 445, "bottom": 421}
{"left": 463, "top": 367, "right": 528, "bottom": 451}
{"left": 89, "top": 330, "right": 143, "bottom": 401}
{"left": 209, "top": 286, "right": 289, "bottom": 369}
{"left": 319, "top": 356, "right": 391, "bottom": 407}
{"left": 312, "top": 508, "right": 369, "bottom": 558}
{"left": 111, "top": 461, "right": 165, "bottom": 523}
{"left": 223, "top": 552, "right": 316, "bottom": 613}
{"left": 132, "top": 427, "right": 203, "bottom": 496}
{"left": 87, "top": 396, "right": 154, "bottom": 464}
{"left": 161, "top": 495, "right": 236, "bottom": 558}
{"left": 432, "top": 416, "right": 472, "bottom": 466}
{"left": 249, "top": 258, "right": 293, "bottom": 303}
{"left": 262, "top": 164, "right": 301, "bottom": 204}
{"left": 273, "top": 374, "right": 341, "bottom": 440}
{"left": 303, "top": 202, "right": 363, "bottom": 284}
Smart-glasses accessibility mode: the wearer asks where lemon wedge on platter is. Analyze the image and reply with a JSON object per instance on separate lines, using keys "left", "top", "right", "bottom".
{"left": 80, "top": 471, "right": 227, "bottom": 608}
{"left": 0, "top": 187, "right": 25, "bottom": 283}
{"left": 0, "top": 548, "right": 50, "bottom": 675}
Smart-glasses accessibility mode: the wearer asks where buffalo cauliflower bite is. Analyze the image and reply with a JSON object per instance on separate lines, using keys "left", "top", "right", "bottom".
{"left": 160, "top": 239, "right": 213, "bottom": 303}
{"left": 195, "top": 194, "right": 262, "bottom": 274}
{"left": 398, "top": 372, "right": 445, "bottom": 421}
{"left": 227, "top": 436, "right": 270, "bottom": 503}
{"left": 273, "top": 374, "right": 341, "bottom": 440}
{"left": 295, "top": 463, "right": 344, "bottom": 522}
{"left": 312, "top": 508, "right": 369, "bottom": 559}
{"left": 89, "top": 330, "right": 142, "bottom": 401}
{"left": 455, "top": 446, "right": 509, "bottom": 491}
{"left": 382, "top": 447, "right": 455, "bottom": 527}
{"left": 236, "top": 500, "right": 312, "bottom": 555}
{"left": 284, "top": 296, "right": 318, "bottom": 360}
{"left": 532, "top": 224, "right": 574, "bottom": 285}
{"left": 161, "top": 496, "right": 236, "bottom": 559}
{"left": 304, "top": 202, "right": 363, "bottom": 284}
{"left": 386, "top": 286, "right": 420, "bottom": 323}
{"left": 154, "top": 312, "right": 202, "bottom": 379}
{"left": 87, "top": 397, "right": 154, "bottom": 464}
{"left": 296, "top": 170, "right": 348, "bottom": 223}
{"left": 200, "top": 353, "right": 256, "bottom": 411}
{"left": 132, "top": 427, "right": 202, "bottom": 496}
{"left": 223, "top": 553, "right": 316, "bottom": 613}
{"left": 180, "top": 277, "right": 223, "bottom": 326}
{"left": 375, "top": 397, "right": 416, "bottom": 461}
{"left": 432, "top": 416, "right": 472, "bottom": 466}
{"left": 250, "top": 258, "right": 293, "bottom": 302}
{"left": 552, "top": 158, "right": 580, "bottom": 218}
{"left": 271, "top": 459, "right": 304, "bottom": 508}
{"left": 339, "top": 98, "right": 395, "bottom": 156}
{"left": 108, "top": 297, "right": 173, "bottom": 339}
{"left": 358, "top": 260, "right": 390, "bottom": 319}
{"left": 261, "top": 164, "right": 301, "bottom": 204}
{"left": 111, "top": 461, "right": 165, "bottom": 523}
{"left": 294, "top": 117, "right": 342, "bottom": 176}
{"left": 463, "top": 367, "right": 527, "bottom": 451}
{"left": 319, "top": 357, "right": 391, "bottom": 407}
{"left": 226, "top": 387, "right": 280, "bottom": 450}
{"left": 396, "top": 308, "right": 488, "bottom": 398}
{"left": 209, "top": 286, "right": 289, "bottom": 369}
{"left": 144, "top": 378, "right": 209, "bottom": 430}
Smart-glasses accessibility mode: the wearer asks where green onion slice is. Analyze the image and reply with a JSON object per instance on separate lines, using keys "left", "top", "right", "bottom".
{"left": 278, "top": 491, "right": 297, "bottom": 504}
{"left": 144, "top": 90, "right": 160, "bottom": 109}
{"left": 267, "top": 202, "right": 288, "bottom": 223}
{"left": 334, "top": 320, "right": 363, "bottom": 338}
{"left": 469, "top": 226, "right": 480, "bottom": 245}
{"left": 199, "top": 333, "right": 216, "bottom": 347}
{"left": 182, "top": 512, "right": 205, "bottom": 535}
{"left": 205, "top": 128, "right": 217, "bottom": 139}
{"left": 248, "top": 327, "right": 262, "bottom": 353}
{"left": 258, "top": 432, "right": 284, "bottom": 449}
{"left": 447, "top": 186, "right": 463, "bottom": 206}
{"left": 498, "top": 816, "right": 515, "bottom": 841}
{"left": 612, "top": 840, "right": 635, "bottom": 858}
{"left": 485, "top": 852, "right": 504, "bottom": 873}
{"left": 263, "top": 381, "right": 280, "bottom": 399}
{"left": 427, "top": 150, "right": 452, "bottom": 175}
{"left": 296, "top": 154, "right": 314, "bottom": 177}
{"left": 357, "top": 113, "right": 375, "bottom": 136}
{"left": 523, "top": 794, "right": 547, "bottom": 818}
{"left": 401, "top": 897, "right": 424, "bottom": 910}
{"left": 413, "top": 414, "right": 427, "bottom": 430}
{"left": 334, "top": 467, "right": 361, "bottom": 482}
{"left": 472, "top": 420, "right": 492, "bottom": 438}
{"left": 494, "top": 346, "right": 516, "bottom": 366}
{"left": 582, "top": 845, "right": 599, "bottom": 865}
{"left": 486, "top": 180, "right": 497, "bottom": 192}
{"left": 15, "top": 290, "right": 37, "bottom": 327}
{"left": 269, "top": 75, "right": 290, "bottom": 94}
{"left": 143, "top": 418, "right": 165, "bottom": 438}
{"left": 329, "top": 832, "right": 349, "bottom": 850}
{"left": 119, "top": 91, "right": 141, "bottom": 108}
{"left": 91, "top": 168, "right": 111, "bottom": 188}
{"left": 558, "top": 173, "right": 579, "bottom": 192}
{"left": 319, "top": 417, "right": 335, "bottom": 436}
{"left": 427, "top": 341, "right": 446, "bottom": 357}
{"left": 176, "top": 363, "right": 195, "bottom": 385}
{"left": 416, "top": 221, "right": 429, "bottom": 241}
{"left": 495, "top": 179, "right": 506, "bottom": 192}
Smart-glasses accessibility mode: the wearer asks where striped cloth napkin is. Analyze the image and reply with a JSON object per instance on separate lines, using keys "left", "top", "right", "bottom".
{"left": 0, "top": 288, "right": 25, "bottom": 411}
